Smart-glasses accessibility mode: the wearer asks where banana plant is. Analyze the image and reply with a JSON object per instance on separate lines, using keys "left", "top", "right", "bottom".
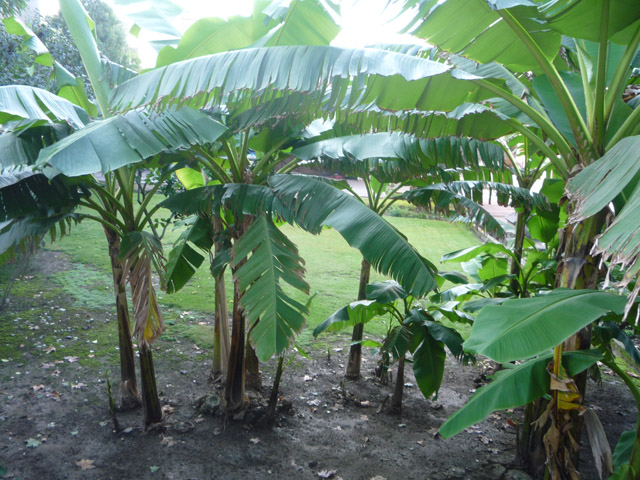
{"left": 291, "top": 132, "right": 508, "bottom": 380}
{"left": 154, "top": 0, "right": 344, "bottom": 393}
{"left": 437, "top": 288, "right": 640, "bottom": 479}
{"left": 314, "top": 279, "right": 472, "bottom": 412}
{"left": 86, "top": 1, "right": 640, "bottom": 468}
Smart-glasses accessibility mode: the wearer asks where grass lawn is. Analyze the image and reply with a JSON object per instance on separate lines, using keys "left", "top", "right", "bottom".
{"left": 45, "top": 202, "right": 479, "bottom": 350}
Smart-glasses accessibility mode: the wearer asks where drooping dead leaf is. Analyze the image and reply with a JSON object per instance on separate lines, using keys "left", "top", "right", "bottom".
{"left": 76, "top": 459, "right": 95, "bottom": 470}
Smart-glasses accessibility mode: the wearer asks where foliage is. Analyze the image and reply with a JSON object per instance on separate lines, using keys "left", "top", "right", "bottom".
{"left": 0, "top": 0, "right": 138, "bottom": 95}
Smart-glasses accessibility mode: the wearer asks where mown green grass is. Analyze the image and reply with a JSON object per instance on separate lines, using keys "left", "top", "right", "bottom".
{"left": 44, "top": 200, "right": 479, "bottom": 350}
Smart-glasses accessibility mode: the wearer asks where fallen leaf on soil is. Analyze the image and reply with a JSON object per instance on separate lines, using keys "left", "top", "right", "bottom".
{"left": 360, "top": 415, "right": 368, "bottom": 421}
{"left": 64, "top": 356, "right": 79, "bottom": 363}
{"left": 71, "top": 383, "right": 86, "bottom": 390}
{"left": 417, "top": 440, "right": 424, "bottom": 446}
{"left": 318, "top": 470, "right": 337, "bottom": 479}
{"left": 249, "top": 437, "right": 260, "bottom": 444}
{"left": 40, "top": 363, "right": 55, "bottom": 369}
{"left": 160, "top": 435, "right": 176, "bottom": 447}
{"left": 194, "top": 416, "right": 204, "bottom": 424}
{"left": 479, "top": 436, "right": 492, "bottom": 445}
{"left": 161, "top": 405, "right": 174, "bottom": 414}
{"left": 45, "top": 347, "right": 56, "bottom": 354}
{"left": 98, "top": 421, "right": 109, "bottom": 427}
{"left": 360, "top": 401, "right": 370, "bottom": 407}
{"left": 25, "top": 438, "right": 40, "bottom": 448}
{"left": 76, "top": 459, "right": 95, "bottom": 470}
{"left": 149, "top": 466, "right": 160, "bottom": 473}
{"left": 303, "top": 375, "right": 313, "bottom": 382}
{"left": 627, "top": 371, "right": 639, "bottom": 379}
{"left": 32, "top": 384, "right": 45, "bottom": 391}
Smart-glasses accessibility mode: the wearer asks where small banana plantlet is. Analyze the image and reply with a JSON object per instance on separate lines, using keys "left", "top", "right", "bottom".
{"left": 314, "top": 280, "right": 473, "bottom": 412}
{"left": 105, "top": 370, "right": 121, "bottom": 433}
{"left": 267, "top": 343, "right": 310, "bottom": 424}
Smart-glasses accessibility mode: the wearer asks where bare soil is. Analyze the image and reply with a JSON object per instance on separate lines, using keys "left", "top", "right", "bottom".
{"left": 0, "top": 250, "right": 636, "bottom": 480}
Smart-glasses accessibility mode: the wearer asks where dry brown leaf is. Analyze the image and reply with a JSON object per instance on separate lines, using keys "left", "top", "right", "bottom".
{"left": 44, "top": 346, "right": 56, "bottom": 354}
{"left": 32, "top": 384, "right": 44, "bottom": 391}
{"left": 318, "top": 470, "right": 337, "bottom": 479}
{"left": 76, "top": 459, "right": 95, "bottom": 470}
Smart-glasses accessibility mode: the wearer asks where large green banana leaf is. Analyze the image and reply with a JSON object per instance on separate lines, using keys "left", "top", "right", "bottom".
{"left": 0, "top": 125, "right": 70, "bottom": 168}
{"left": 0, "top": 168, "right": 86, "bottom": 222}
{"left": 438, "top": 350, "right": 602, "bottom": 439}
{"left": 233, "top": 214, "right": 309, "bottom": 361}
{"left": 313, "top": 300, "right": 388, "bottom": 336}
{"left": 539, "top": 0, "right": 640, "bottom": 43}
{"left": 411, "top": 0, "right": 561, "bottom": 73}
{"left": 36, "top": 107, "right": 228, "bottom": 177}
{"left": 0, "top": 212, "right": 81, "bottom": 264}
{"left": 261, "top": 0, "right": 339, "bottom": 47}
{"left": 412, "top": 0, "right": 639, "bottom": 71}
{"left": 164, "top": 215, "right": 214, "bottom": 294}
{"left": 403, "top": 181, "right": 547, "bottom": 237}
{"left": 464, "top": 289, "right": 627, "bottom": 363}
{"left": 291, "top": 133, "right": 505, "bottom": 171}
{"left": 160, "top": 175, "right": 437, "bottom": 298}
{"left": 568, "top": 136, "right": 640, "bottom": 293}
{"left": 0, "top": 86, "right": 88, "bottom": 128}
{"left": 110, "top": 45, "right": 494, "bottom": 115}
{"left": 331, "top": 101, "right": 514, "bottom": 141}
{"left": 269, "top": 174, "right": 438, "bottom": 297}
{"left": 156, "top": 0, "right": 339, "bottom": 64}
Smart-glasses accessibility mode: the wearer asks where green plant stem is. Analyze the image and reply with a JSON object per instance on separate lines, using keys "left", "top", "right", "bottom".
{"left": 221, "top": 138, "right": 242, "bottom": 182}
{"left": 59, "top": 0, "right": 110, "bottom": 116}
{"left": 195, "top": 148, "right": 232, "bottom": 184}
{"left": 471, "top": 80, "right": 573, "bottom": 167}
{"left": 592, "top": 0, "right": 610, "bottom": 152}
{"left": 503, "top": 119, "right": 570, "bottom": 176}
{"left": 498, "top": 9, "right": 594, "bottom": 162}
{"left": 80, "top": 214, "right": 123, "bottom": 234}
{"left": 134, "top": 168, "right": 175, "bottom": 227}
{"left": 78, "top": 199, "right": 125, "bottom": 230}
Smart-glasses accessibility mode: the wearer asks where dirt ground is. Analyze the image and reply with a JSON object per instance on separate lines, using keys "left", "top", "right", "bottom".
{"left": 0, "top": 250, "right": 637, "bottom": 480}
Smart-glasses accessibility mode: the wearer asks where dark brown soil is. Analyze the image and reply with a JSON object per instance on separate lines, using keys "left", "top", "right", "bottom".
{"left": 0, "top": 250, "right": 636, "bottom": 480}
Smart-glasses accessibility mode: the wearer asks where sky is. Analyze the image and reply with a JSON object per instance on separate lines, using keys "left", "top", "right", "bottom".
{"left": 35, "top": 0, "right": 419, "bottom": 68}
